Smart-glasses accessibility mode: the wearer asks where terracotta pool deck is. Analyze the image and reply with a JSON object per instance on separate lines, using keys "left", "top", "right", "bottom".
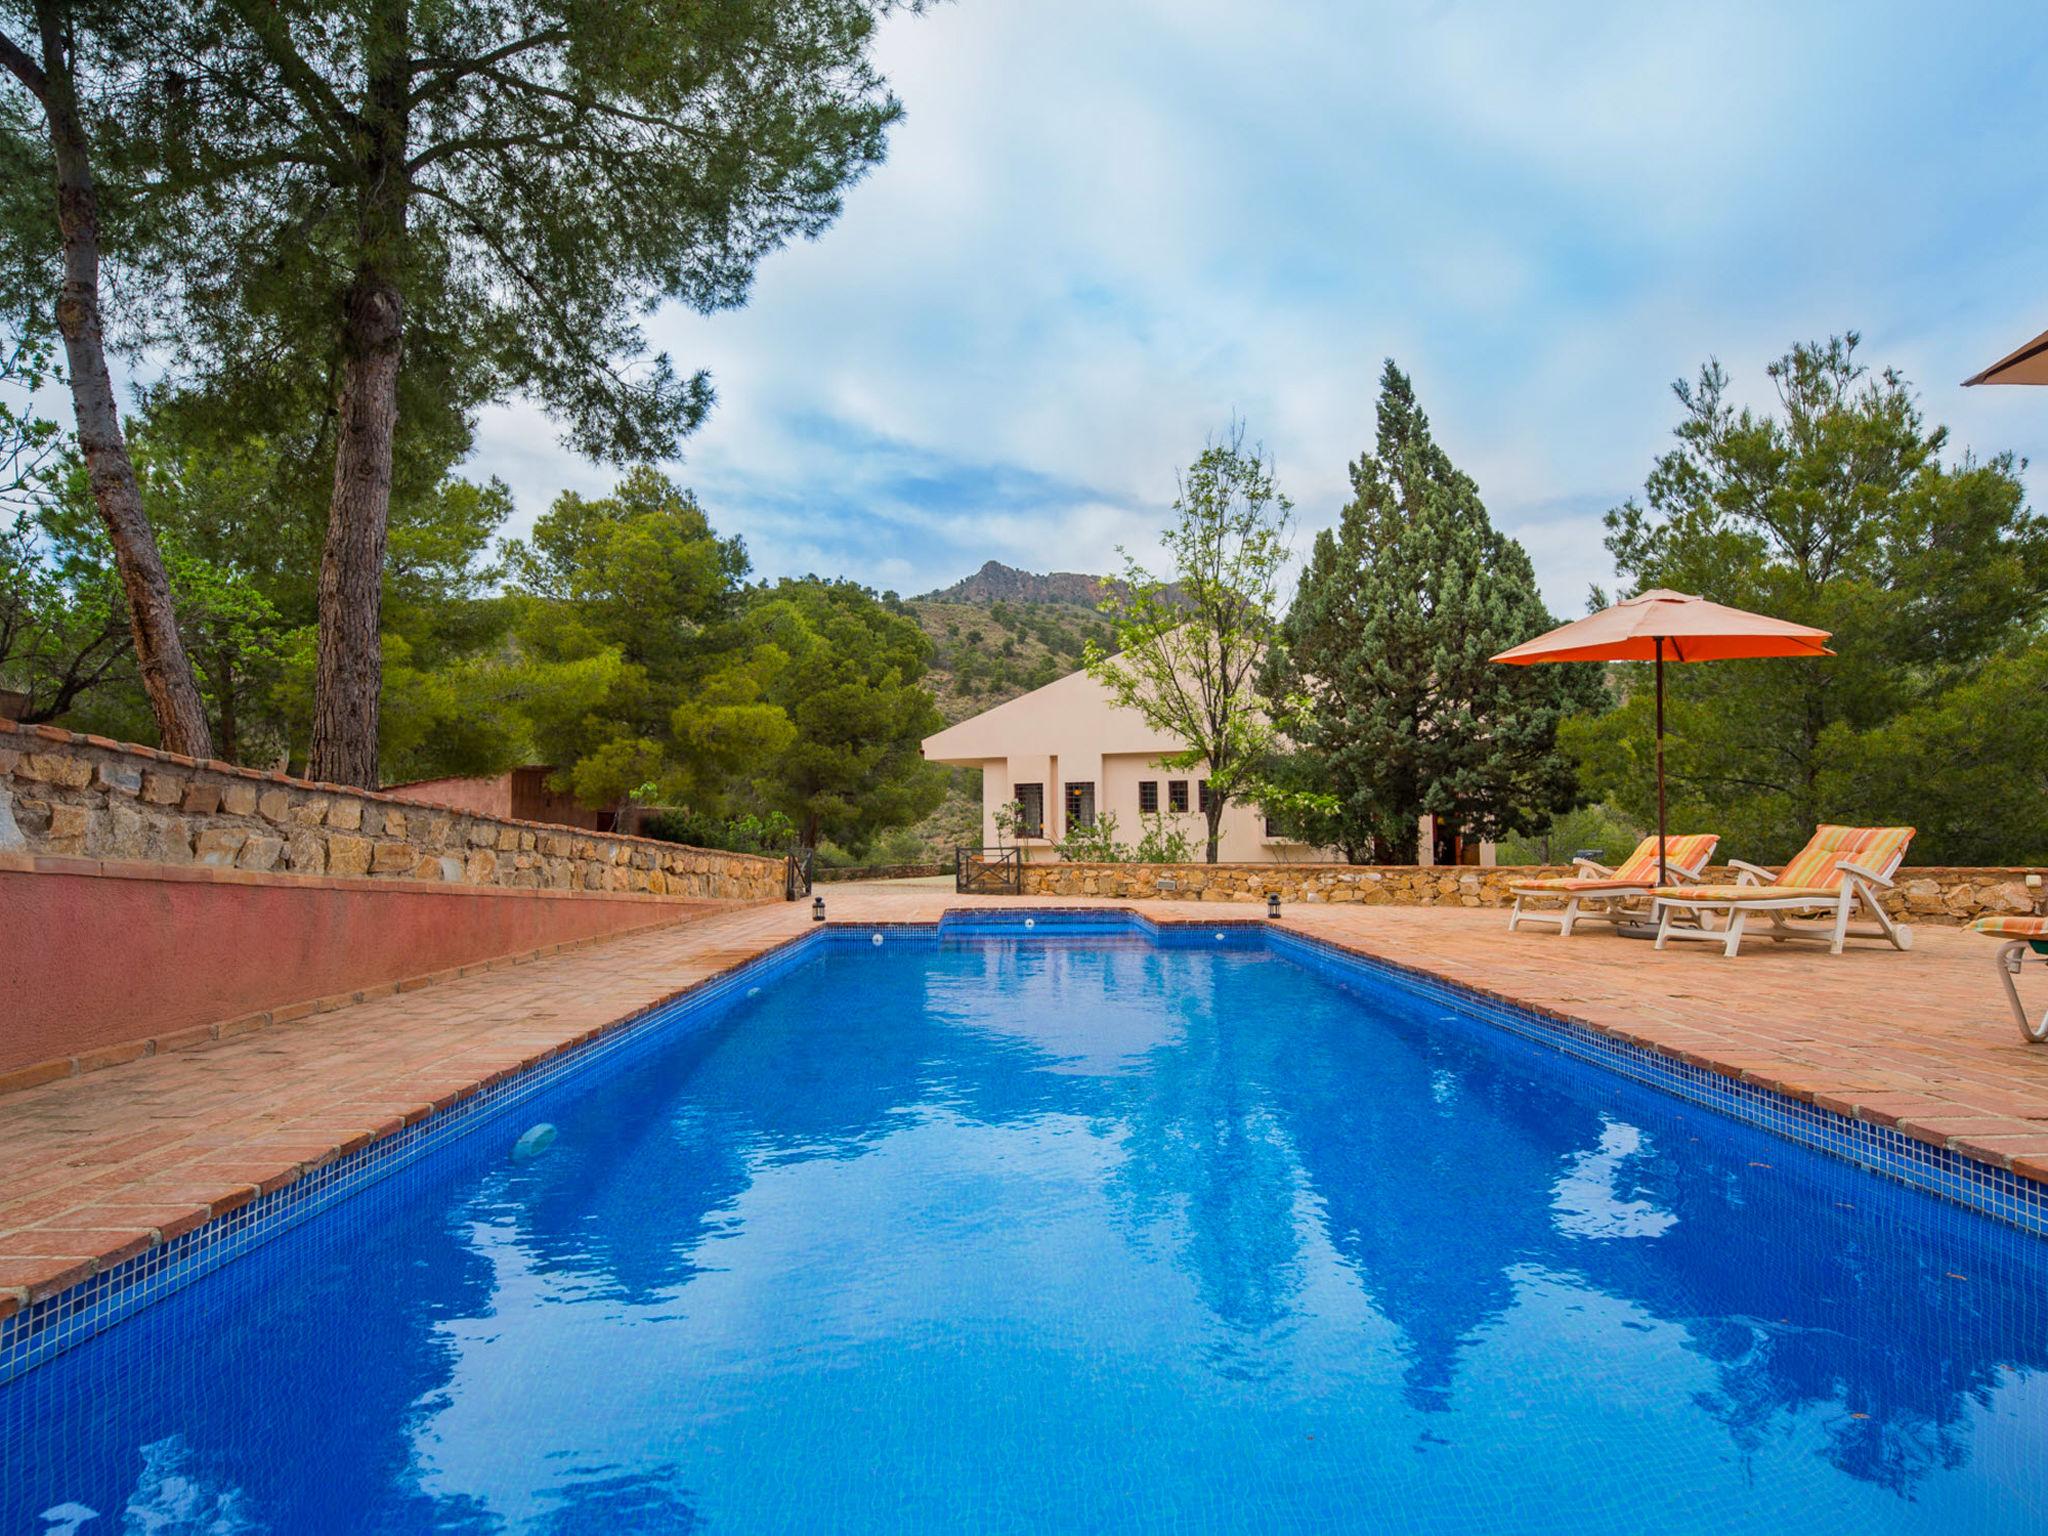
{"left": 6, "top": 887, "right": 2048, "bottom": 1318}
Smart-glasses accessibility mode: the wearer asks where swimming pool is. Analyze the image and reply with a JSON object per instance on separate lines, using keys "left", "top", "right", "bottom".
{"left": 3, "top": 917, "right": 2044, "bottom": 1532}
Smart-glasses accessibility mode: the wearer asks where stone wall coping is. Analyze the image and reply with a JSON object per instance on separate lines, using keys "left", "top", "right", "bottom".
{"left": 0, "top": 850, "right": 729, "bottom": 903}
{"left": 1022, "top": 859, "right": 2047, "bottom": 924}
{"left": 1027, "top": 859, "right": 2048, "bottom": 877}
{"left": 815, "top": 862, "right": 949, "bottom": 882}
{"left": 0, "top": 716, "right": 782, "bottom": 871}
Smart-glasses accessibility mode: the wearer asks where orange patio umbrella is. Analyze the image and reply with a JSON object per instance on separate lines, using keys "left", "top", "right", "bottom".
{"left": 1964, "top": 325, "right": 2048, "bottom": 387}
{"left": 1491, "top": 588, "right": 1833, "bottom": 886}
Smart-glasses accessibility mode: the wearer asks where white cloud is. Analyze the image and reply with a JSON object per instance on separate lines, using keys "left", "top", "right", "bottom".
{"left": 472, "top": 0, "right": 2048, "bottom": 615}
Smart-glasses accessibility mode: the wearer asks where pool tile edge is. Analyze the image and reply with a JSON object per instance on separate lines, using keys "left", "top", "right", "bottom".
{"left": 5, "top": 906, "right": 2043, "bottom": 1385}
{"left": 0, "top": 929, "right": 824, "bottom": 1384}
{"left": 1254, "top": 923, "right": 2048, "bottom": 1239}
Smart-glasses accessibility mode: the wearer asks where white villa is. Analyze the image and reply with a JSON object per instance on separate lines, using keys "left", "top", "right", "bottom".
{"left": 921, "top": 662, "right": 1495, "bottom": 866}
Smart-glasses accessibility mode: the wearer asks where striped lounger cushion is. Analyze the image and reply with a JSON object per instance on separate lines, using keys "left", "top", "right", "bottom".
{"left": 1655, "top": 826, "right": 1915, "bottom": 900}
{"left": 1516, "top": 833, "right": 1718, "bottom": 894}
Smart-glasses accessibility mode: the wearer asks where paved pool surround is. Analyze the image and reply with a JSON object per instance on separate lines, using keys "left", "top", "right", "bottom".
{"left": 4, "top": 891, "right": 2048, "bottom": 1381}
{"left": 7, "top": 718, "right": 2042, "bottom": 1081}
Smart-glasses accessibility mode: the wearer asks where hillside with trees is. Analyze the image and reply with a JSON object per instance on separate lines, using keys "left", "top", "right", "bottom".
{"left": 906, "top": 572, "right": 1114, "bottom": 723}
{"left": 884, "top": 566, "right": 1118, "bottom": 860}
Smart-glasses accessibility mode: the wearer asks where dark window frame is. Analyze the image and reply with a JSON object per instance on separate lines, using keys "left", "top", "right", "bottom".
{"left": 1198, "top": 780, "right": 1215, "bottom": 814}
{"left": 1012, "top": 782, "right": 1045, "bottom": 839}
{"left": 1167, "top": 779, "right": 1189, "bottom": 813}
{"left": 1064, "top": 780, "right": 1096, "bottom": 830}
{"left": 1138, "top": 780, "right": 1159, "bottom": 813}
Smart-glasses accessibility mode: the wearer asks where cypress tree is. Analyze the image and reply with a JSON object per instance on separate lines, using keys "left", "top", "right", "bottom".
{"left": 1274, "top": 361, "right": 1596, "bottom": 862}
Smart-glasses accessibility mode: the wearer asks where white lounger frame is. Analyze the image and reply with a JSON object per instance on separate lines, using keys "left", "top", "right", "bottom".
{"left": 1991, "top": 940, "right": 2048, "bottom": 1044}
{"left": 1507, "top": 847, "right": 1714, "bottom": 937}
{"left": 1651, "top": 857, "right": 1912, "bottom": 958}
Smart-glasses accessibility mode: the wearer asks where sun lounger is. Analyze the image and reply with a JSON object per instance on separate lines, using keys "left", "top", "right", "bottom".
{"left": 1507, "top": 833, "right": 1720, "bottom": 936}
{"left": 1971, "top": 915, "right": 2048, "bottom": 1043}
{"left": 1651, "top": 825, "right": 1915, "bottom": 957}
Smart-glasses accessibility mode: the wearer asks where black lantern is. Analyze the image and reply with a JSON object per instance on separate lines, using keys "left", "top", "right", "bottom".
{"left": 812, "top": 895, "right": 826, "bottom": 922}
{"left": 1266, "top": 892, "right": 1281, "bottom": 920}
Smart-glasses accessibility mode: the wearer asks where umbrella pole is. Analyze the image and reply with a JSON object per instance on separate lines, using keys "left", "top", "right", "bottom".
{"left": 1655, "top": 637, "right": 1667, "bottom": 887}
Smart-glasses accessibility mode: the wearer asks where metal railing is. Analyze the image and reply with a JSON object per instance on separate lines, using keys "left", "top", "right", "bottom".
{"left": 955, "top": 845, "right": 1022, "bottom": 895}
{"left": 785, "top": 845, "right": 815, "bottom": 901}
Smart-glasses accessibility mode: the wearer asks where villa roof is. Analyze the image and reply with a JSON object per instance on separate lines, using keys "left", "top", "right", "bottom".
{"left": 921, "top": 662, "right": 1188, "bottom": 765}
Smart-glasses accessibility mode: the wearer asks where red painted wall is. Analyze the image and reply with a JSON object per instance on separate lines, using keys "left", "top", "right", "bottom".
{"left": 383, "top": 772, "right": 516, "bottom": 818}
{"left": 0, "top": 864, "right": 718, "bottom": 1075}
{"left": 384, "top": 767, "right": 615, "bottom": 831}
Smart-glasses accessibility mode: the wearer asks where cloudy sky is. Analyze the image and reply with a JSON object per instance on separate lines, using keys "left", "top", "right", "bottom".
{"left": 474, "top": 0, "right": 2048, "bottom": 617}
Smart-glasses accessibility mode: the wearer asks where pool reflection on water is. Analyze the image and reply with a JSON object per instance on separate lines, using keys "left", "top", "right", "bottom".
{"left": 3, "top": 933, "right": 2044, "bottom": 1533}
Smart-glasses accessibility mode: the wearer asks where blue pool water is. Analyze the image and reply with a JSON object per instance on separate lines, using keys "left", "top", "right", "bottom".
{"left": 3, "top": 926, "right": 2046, "bottom": 1533}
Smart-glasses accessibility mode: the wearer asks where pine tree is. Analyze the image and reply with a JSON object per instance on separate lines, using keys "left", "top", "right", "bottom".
{"left": 1272, "top": 362, "right": 1596, "bottom": 862}
{"left": 1577, "top": 335, "right": 2048, "bottom": 861}
{"left": 1, "top": 4, "right": 213, "bottom": 757}
{"left": 26, "top": 0, "right": 915, "bottom": 786}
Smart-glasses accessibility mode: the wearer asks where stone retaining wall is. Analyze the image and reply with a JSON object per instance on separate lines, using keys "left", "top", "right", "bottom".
{"left": 1022, "top": 860, "right": 2046, "bottom": 924}
{"left": 814, "top": 862, "right": 949, "bottom": 883}
{"left": 0, "top": 719, "right": 783, "bottom": 901}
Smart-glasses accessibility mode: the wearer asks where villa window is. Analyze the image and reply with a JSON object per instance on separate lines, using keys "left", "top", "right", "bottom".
{"left": 1264, "top": 815, "right": 1283, "bottom": 838}
{"left": 1138, "top": 780, "right": 1159, "bottom": 813}
{"left": 1167, "top": 780, "right": 1189, "bottom": 813}
{"left": 1198, "top": 781, "right": 1214, "bottom": 814}
{"left": 1012, "top": 783, "right": 1044, "bottom": 838}
{"left": 1064, "top": 781, "right": 1096, "bottom": 829}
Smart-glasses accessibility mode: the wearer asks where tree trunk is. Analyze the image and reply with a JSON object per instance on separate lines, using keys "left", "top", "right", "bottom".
{"left": 307, "top": 0, "right": 410, "bottom": 788}
{"left": 1204, "top": 800, "right": 1223, "bottom": 863}
{"left": 309, "top": 274, "right": 400, "bottom": 786}
{"left": 7, "top": 6, "right": 213, "bottom": 757}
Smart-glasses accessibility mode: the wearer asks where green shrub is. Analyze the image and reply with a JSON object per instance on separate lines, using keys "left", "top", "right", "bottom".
{"left": 868, "top": 826, "right": 929, "bottom": 865}
{"left": 1132, "top": 812, "right": 1196, "bottom": 863}
{"left": 640, "top": 808, "right": 797, "bottom": 855}
{"left": 1495, "top": 802, "right": 1644, "bottom": 867}
{"left": 1055, "top": 810, "right": 1128, "bottom": 863}
{"left": 1050, "top": 811, "right": 1197, "bottom": 864}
